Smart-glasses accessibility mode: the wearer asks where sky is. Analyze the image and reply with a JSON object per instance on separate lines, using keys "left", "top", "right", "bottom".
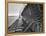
{"left": 8, "top": 3, "right": 27, "bottom": 27}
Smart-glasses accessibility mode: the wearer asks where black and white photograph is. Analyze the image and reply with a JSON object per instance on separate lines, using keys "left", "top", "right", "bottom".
{"left": 8, "top": 3, "right": 43, "bottom": 32}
